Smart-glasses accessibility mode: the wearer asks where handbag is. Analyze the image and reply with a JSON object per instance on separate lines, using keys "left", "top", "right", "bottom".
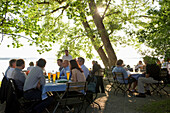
{"left": 87, "top": 75, "right": 97, "bottom": 93}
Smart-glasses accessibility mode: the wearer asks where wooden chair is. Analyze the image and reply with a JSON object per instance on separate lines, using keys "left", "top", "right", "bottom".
{"left": 53, "top": 82, "right": 87, "bottom": 113}
{"left": 105, "top": 68, "right": 115, "bottom": 92}
{"left": 8, "top": 79, "right": 50, "bottom": 113}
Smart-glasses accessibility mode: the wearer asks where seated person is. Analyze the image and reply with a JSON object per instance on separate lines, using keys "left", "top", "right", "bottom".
{"left": 23, "top": 58, "right": 53, "bottom": 113}
{"left": 135, "top": 61, "right": 144, "bottom": 71}
{"left": 112, "top": 59, "right": 137, "bottom": 91}
{"left": 11, "top": 59, "right": 26, "bottom": 98}
{"left": 125, "top": 68, "right": 138, "bottom": 92}
{"left": 27, "top": 61, "right": 34, "bottom": 71}
{"left": 70, "top": 59, "right": 86, "bottom": 82}
{"left": 7, "top": 59, "right": 16, "bottom": 78}
{"left": 57, "top": 59, "right": 63, "bottom": 72}
{"left": 60, "top": 60, "right": 71, "bottom": 79}
{"left": 136, "top": 57, "right": 160, "bottom": 98}
{"left": 78, "top": 57, "right": 89, "bottom": 79}
{"left": 157, "top": 59, "right": 162, "bottom": 69}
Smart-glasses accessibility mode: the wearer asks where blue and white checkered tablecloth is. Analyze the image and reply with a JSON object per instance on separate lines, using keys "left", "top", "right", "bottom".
{"left": 42, "top": 79, "right": 71, "bottom": 100}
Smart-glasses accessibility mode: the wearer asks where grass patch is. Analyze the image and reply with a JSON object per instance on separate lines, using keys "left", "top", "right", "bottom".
{"left": 138, "top": 99, "right": 170, "bottom": 113}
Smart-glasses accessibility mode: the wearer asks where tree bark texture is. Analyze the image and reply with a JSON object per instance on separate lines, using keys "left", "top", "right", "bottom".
{"left": 81, "top": 15, "right": 110, "bottom": 68}
{"left": 88, "top": 0, "right": 117, "bottom": 66}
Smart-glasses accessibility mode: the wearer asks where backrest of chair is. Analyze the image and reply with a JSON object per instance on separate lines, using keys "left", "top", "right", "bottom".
{"left": 2, "top": 72, "right": 5, "bottom": 76}
{"left": 114, "top": 72, "right": 125, "bottom": 83}
{"left": 66, "top": 82, "right": 87, "bottom": 92}
{"left": 0, "top": 76, "right": 9, "bottom": 104}
{"left": 160, "top": 70, "right": 168, "bottom": 77}
{"left": 9, "top": 79, "right": 17, "bottom": 93}
{"left": 5, "top": 79, "right": 20, "bottom": 113}
{"left": 160, "top": 69, "right": 168, "bottom": 81}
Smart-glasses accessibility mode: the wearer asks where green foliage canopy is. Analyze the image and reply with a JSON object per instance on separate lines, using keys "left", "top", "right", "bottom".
{"left": 0, "top": 0, "right": 155, "bottom": 59}
{"left": 135, "top": 0, "right": 170, "bottom": 59}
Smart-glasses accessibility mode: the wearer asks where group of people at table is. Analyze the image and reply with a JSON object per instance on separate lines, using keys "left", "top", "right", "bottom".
{"left": 3, "top": 50, "right": 104, "bottom": 113}
{"left": 3, "top": 49, "right": 170, "bottom": 112}
{"left": 113, "top": 58, "right": 170, "bottom": 98}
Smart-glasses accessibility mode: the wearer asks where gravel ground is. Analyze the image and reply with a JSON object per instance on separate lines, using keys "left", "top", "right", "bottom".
{"left": 0, "top": 81, "right": 170, "bottom": 113}
{"left": 85, "top": 82, "right": 170, "bottom": 113}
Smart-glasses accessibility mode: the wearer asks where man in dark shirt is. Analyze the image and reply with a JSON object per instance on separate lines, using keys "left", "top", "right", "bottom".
{"left": 11, "top": 59, "right": 26, "bottom": 97}
{"left": 136, "top": 57, "right": 160, "bottom": 98}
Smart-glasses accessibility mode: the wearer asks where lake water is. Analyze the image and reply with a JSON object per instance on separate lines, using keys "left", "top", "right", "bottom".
{"left": 0, "top": 57, "right": 141, "bottom": 81}
{"left": 0, "top": 58, "right": 59, "bottom": 81}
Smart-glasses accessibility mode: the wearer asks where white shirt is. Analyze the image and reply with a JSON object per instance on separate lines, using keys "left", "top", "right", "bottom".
{"left": 62, "top": 55, "right": 72, "bottom": 61}
{"left": 81, "top": 64, "right": 89, "bottom": 78}
{"left": 167, "top": 63, "right": 170, "bottom": 74}
{"left": 27, "top": 66, "right": 34, "bottom": 71}
{"left": 126, "top": 70, "right": 131, "bottom": 76}
{"left": 7, "top": 67, "right": 15, "bottom": 78}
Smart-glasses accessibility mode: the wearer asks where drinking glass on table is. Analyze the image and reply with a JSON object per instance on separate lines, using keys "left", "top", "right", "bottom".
{"left": 66, "top": 71, "right": 70, "bottom": 80}
{"left": 53, "top": 73, "right": 56, "bottom": 83}
{"left": 57, "top": 71, "right": 60, "bottom": 80}
{"left": 48, "top": 73, "right": 51, "bottom": 82}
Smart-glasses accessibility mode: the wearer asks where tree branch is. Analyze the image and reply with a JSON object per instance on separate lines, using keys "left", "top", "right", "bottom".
{"left": 54, "top": 8, "right": 65, "bottom": 26}
{"left": 37, "top": 1, "right": 50, "bottom": 5}
{"left": 40, "top": 3, "right": 69, "bottom": 17}
{"left": 105, "top": 11, "right": 121, "bottom": 17}
{"left": 136, "top": 15, "right": 158, "bottom": 18}
{"left": 0, "top": 33, "right": 35, "bottom": 42}
{"left": 101, "top": 0, "right": 111, "bottom": 20}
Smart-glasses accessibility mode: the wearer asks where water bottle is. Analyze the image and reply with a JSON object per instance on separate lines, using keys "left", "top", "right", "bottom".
{"left": 133, "top": 66, "right": 135, "bottom": 72}
{"left": 138, "top": 68, "right": 141, "bottom": 73}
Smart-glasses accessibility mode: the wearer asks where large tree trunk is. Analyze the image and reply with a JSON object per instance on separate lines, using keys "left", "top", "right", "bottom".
{"left": 88, "top": 0, "right": 117, "bottom": 66}
{"left": 81, "top": 14, "right": 110, "bottom": 68}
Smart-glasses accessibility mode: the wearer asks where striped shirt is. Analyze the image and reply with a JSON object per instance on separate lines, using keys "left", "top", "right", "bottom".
{"left": 23, "top": 66, "right": 45, "bottom": 91}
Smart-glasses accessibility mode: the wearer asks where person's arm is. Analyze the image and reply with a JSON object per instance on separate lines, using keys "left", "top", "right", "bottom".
{"left": 112, "top": 68, "right": 116, "bottom": 79}
{"left": 122, "top": 69, "right": 128, "bottom": 80}
{"left": 60, "top": 68, "right": 64, "bottom": 76}
{"left": 71, "top": 69, "right": 76, "bottom": 82}
{"left": 36, "top": 81, "right": 41, "bottom": 89}
{"left": 145, "top": 74, "right": 149, "bottom": 78}
{"left": 38, "top": 70, "right": 45, "bottom": 87}
{"left": 145, "top": 64, "right": 150, "bottom": 78}
{"left": 85, "top": 67, "right": 90, "bottom": 77}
